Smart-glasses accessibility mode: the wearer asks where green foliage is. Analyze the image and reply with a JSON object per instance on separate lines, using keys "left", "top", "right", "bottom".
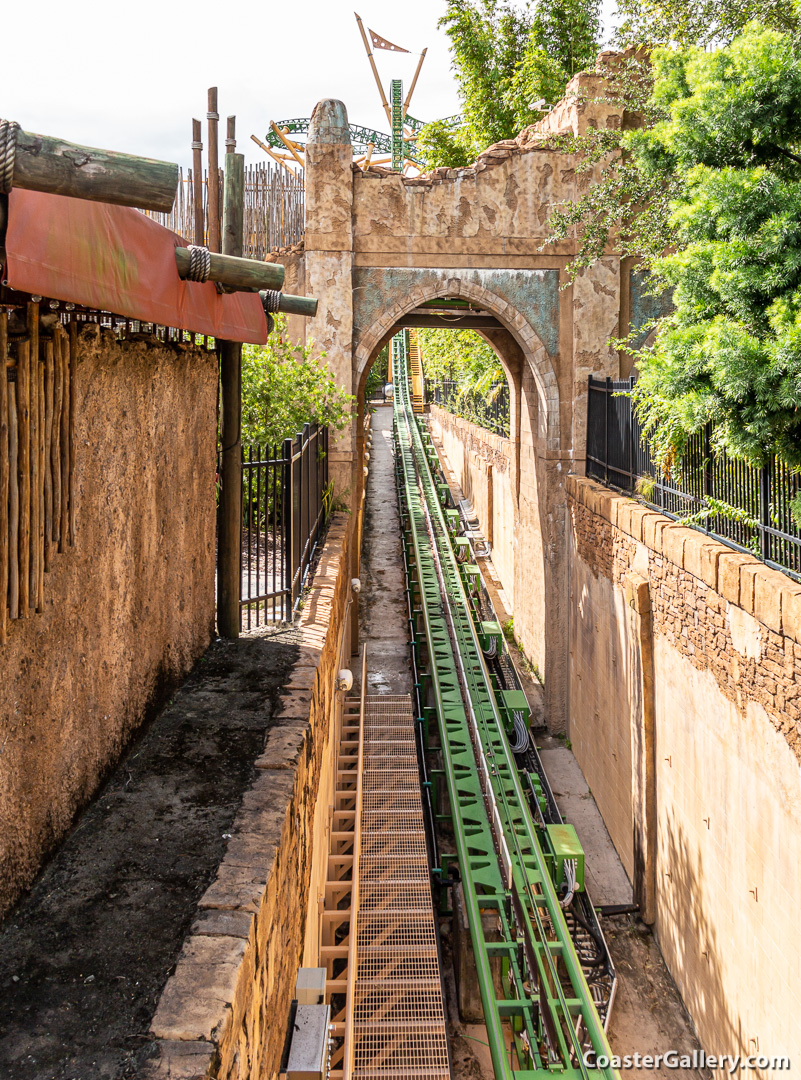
{"left": 366, "top": 345, "right": 389, "bottom": 399}
{"left": 418, "top": 327, "right": 503, "bottom": 391}
{"left": 418, "top": 0, "right": 600, "bottom": 167}
{"left": 614, "top": 0, "right": 799, "bottom": 49}
{"left": 241, "top": 315, "right": 353, "bottom": 447}
{"left": 627, "top": 25, "right": 801, "bottom": 470}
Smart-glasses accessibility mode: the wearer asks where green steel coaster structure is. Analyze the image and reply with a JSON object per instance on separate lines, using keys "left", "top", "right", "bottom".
{"left": 390, "top": 330, "right": 620, "bottom": 1079}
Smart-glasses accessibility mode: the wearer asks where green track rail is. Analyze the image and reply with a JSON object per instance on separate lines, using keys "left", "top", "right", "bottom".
{"left": 391, "top": 331, "right": 618, "bottom": 1079}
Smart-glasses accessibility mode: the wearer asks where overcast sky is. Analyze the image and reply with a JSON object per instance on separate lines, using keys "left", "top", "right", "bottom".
{"left": 3, "top": 0, "right": 619, "bottom": 170}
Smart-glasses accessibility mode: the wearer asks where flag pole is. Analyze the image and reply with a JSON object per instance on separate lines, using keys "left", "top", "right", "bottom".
{"left": 354, "top": 12, "right": 392, "bottom": 125}
{"left": 403, "top": 48, "right": 428, "bottom": 117}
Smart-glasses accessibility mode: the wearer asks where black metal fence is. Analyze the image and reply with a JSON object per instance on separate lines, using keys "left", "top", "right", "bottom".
{"left": 240, "top": 423, "right": 329, "bottom": 629}
{"left": 426, "top": 379, "right": 510, "bottom": 438}
{"left": 587, "top": 376, "right": 801, "bottom": 577}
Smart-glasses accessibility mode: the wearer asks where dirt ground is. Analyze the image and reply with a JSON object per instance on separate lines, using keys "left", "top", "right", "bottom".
{"left": 0, "top": 631, "right": 299, "bottom": 1080}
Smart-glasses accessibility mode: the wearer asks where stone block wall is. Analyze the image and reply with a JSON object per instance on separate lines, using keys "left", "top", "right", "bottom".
{"left": 567, "top": 475, "right": 801, "bottom": 1068}
{"left": 428, "top": 405, "right": 515, "bottom": 603}
{"left": 148, "top": 515, "right": 355, "bottom": 1080}
{"left": 0, "top": 324, "right": 217, "bottom": 919}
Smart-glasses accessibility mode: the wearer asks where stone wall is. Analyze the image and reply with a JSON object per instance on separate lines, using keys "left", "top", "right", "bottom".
{"left": 567, "top": 475, "right": 801, "bottom": 1068}
{"left": 148, "top": 514, "right": 355, "bottom": 1080}
{"left": 0, "top": 324, "right": 217, "bottom": 919}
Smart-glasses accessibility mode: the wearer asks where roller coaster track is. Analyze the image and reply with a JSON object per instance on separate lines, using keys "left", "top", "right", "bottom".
{"left": 390, "top": 330, "right": 619, "bottom": 1079}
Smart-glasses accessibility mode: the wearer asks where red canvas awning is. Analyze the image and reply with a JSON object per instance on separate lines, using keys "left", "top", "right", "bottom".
{"left": 4, "top": 188, "right": 269, "bottom": 345}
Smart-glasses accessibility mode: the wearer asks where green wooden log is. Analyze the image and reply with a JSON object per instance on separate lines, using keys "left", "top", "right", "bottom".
{"left": 260, "top": 291, "right": 318, "bottom": 318}
{"left": 174, "top": 246, "right": 284, "bottom": 291}
{"left": 10, "top": 126, "right": 179, "bottom": 212}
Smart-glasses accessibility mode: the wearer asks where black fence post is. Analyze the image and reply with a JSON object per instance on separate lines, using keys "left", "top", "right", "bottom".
{"left": 604, "top": 377, "right": 611, "bottom": 484}
{"left": 283, "top": 436, "right": 294, "bottom": 616}
{"left": 759, "top": 465, "right": 771, "bottom": 562}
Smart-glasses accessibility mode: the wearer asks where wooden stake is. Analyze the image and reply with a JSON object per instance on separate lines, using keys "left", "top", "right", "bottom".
{"left": 217, "top": 150, "right": 246, "bottom": 640}
{"left": 192, "top": 119, "right": 204, "bottom": 246}
{"left": 0, "top": 312, "right": 8, "bottom": 642}
{"left": 68, "top": 318, "right": 76, "bottom": 545}
{"left": 269, "top": 122, "right": 305, "bottom": 169}
{"left": 11, "top": 127, "right": 179, "bottom": 213}
{"left": 43, "top": 337, "right": 53, "bottom": 572}
{"left": 27, "top": 304, "right": 40, "bottom": 610}
{"left": 207, "top": 88, "right": 221, "bottom": 254}
{"left": 354, "top": 13, "right": 392, "bottom": 125}
{"left": 8, "top": 377, "right": 18, "bottom": 620}
{"left": 16, "top": 340, "right": 30, "bottom": 616}
{"left": 59, "top": 324, "right": 70, "bottom": 553}
{"left": 226, "top": 116, "right": 236, "bottom": 154}
{"left": 51, "top": 330, "right": 63, "bottom": 547}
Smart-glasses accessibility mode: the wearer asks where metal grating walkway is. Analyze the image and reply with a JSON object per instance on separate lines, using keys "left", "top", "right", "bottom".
{"left": 350, "top": 694, "right": 450, "bottom": 1079}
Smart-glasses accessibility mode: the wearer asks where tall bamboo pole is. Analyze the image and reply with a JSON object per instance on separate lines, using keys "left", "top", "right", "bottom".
{"left": 51, "top": 330, "right": 63, "bottom": 547}
{"left": 192, "top": 119, "right": 204, "bottom": 247}
{"left": 354, "top": 14, "right": 392, "bottom": 125}
{"left": 403, "top": 49, "right": 428, "bottom": 116}
{"left": 217, "top": 150, "right": 246, "bottom": 639}
{"left": 207, "top": 88, "right": 221, "bottom": 254}
{"left": 0, "top": 312, "right": 8, "bottom": 642}
{"left": 59, "top": 323, "right": 70, "bottom": 553}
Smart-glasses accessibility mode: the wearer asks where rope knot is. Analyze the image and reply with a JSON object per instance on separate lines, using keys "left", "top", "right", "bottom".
{"left": 185, "top": 245, "right": 212, "bottom": 283}
{"left": 0, "top": 120, "right": 20, "bottom": 194}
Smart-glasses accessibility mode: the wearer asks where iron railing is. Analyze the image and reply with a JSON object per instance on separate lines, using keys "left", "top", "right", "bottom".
{"left": 426, "top": 379, "right": 510, "bottom": 438}
{"left": 240, "top": 423, "right": 328, "bottom": 629}
{"left": 587, "top": 375, "right": 801, "bottom": 578}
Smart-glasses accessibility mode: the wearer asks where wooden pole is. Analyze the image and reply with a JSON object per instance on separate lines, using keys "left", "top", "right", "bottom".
{"left": 68, "top": 318, "right": 76, "bottom": 545}
{"left": 10, "top": 126, "right": 178, "bottom": 212}
{"left": 59, "top": 322, "right": 70, "bottom": 553}
{"left": 26, "top": 303, "right": 40, "bottom": 611}
{"left": 51, "top": 330, "right": 63, "bottom": 548}
{"left": 8, "top": 377, "right": 18, "bottom": 619}
{"left": 174, "top": 246, "right": 284, "bottom": 291}
{"left": 403, "top": 49, "right": 428, "bottom": 116}
{"left": 269, "top": 122, "right": 305, "bottom": 170}
{"left": 217, "top": 150, "right": 246, "bottom": 640}
{"left": 226, "top": 116, "right": 236, "bottom": 154}
{"left": 16, "top": 340, "right": 30, "bottom": 616}
{"left": 261, "top": 291, "right": 318, "bottom": 318}
{"left": 0, "top": 312, "right": 7, "bottom": 642}
{"left": 43, "top": 336, "right": 53, "bottom": 571}
{"left": 207, "top": 89, "right": 221, "bottom": 254}
{"left": 250, "top": 134, "right": 297, "bottom": 176}
{"left": 354, "top": 13, "right": 392, "bottom": 125}
{"left": 192, "top": 119, "right": 204, "bottom": 246}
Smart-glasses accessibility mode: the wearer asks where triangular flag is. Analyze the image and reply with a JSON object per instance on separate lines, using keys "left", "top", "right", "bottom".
{"left": 369, "top": 28, "right": 409, "bottom": 52}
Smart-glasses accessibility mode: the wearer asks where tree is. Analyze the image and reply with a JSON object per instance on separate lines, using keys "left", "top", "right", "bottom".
{"left": 241, "top": 315, "right": 353, "bottom": 447}
{"left": 614, "top": 0, "right": 799, "bottom": 49}
{"left": 625, "top": 25, "right": 801, "bottom": 470}
{"left": 418, "top": 0, "right": 600, "bottom": 168}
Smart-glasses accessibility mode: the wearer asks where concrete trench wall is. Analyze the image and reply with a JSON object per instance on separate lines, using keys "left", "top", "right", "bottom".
{"left": 0, "top": 323, "right": 217, "bottom": 919}
{"left": 566, "top": 475, "right": 801, "bottom": 1068}
{"left": 147, "top": 515, "right": 356, "bottom": 1080}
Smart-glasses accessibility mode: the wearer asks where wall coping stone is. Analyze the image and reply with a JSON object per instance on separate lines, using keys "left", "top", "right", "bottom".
{"left": 567, "top": 474, "right": 801, "bottom": 645}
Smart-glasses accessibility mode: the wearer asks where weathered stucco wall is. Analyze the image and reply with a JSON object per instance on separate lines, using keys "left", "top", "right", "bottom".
{"left": 567, "top": 475, "right": 801, "bottom": 1068}
{"left": 0, "top": 324, "right": 217, "bottom": 919}
{"left": 148, "top": 514, "right": 355, "bottom": 1080}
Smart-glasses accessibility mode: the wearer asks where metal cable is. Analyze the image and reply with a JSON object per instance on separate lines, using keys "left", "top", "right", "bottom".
{"left": 0, "top": 120, "right": 20, "bottom": 194}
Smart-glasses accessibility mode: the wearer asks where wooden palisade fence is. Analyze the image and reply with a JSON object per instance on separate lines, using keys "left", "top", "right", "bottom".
{"left": 0, "top": 305, "right": 75, "bottom": 643}
{"left": 143, "top": 162, "right": 304, "bottom": 256}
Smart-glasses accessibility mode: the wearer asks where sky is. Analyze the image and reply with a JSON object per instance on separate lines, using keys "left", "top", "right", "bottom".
{"left": 3, "top": 0, "right": 619, "bottom": 171}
